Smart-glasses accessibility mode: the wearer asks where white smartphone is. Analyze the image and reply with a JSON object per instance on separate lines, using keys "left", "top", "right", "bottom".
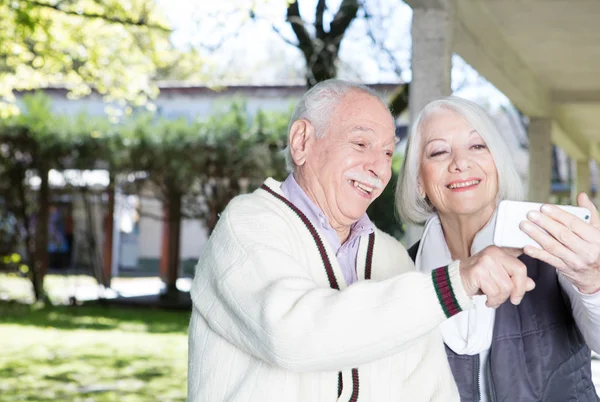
{"left": 493, "top": 200, "right": 591, "bottom": 249}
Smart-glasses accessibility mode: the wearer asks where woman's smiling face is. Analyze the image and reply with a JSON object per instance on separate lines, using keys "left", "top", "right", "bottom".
{"left": 418, "top": 107, "right": 499, "bottom": 219}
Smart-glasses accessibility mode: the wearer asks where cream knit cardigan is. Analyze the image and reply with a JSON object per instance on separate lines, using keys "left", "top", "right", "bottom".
{"left": 188, "top": 178, "right": 472, "bottom": 402}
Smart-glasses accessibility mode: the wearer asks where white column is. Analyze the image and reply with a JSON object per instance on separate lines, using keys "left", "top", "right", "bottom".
{"left": 527, "top": 117, "right": 552, "bottom": 202}
{"left": 405, "top": 0, "right": 454, "bottom": 247}
{"left": 573, "top": 160, "right": 591, "bottom": 202}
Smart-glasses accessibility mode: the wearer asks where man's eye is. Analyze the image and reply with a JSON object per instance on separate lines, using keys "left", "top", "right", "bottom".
{"left": 355, "top": 142, "right": 366, "bottom": 148}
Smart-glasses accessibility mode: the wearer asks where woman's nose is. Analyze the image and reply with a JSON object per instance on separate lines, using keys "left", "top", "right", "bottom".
{"left": 449, "top": 151, "right": 470, "bottom": 172}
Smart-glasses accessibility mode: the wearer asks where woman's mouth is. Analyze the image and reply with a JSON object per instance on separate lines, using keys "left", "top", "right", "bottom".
{"left": 447, "top": 179, "right": 481, "bottom": 190}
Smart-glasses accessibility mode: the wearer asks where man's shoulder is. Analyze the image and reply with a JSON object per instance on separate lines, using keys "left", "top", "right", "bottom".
{"left": 218, "top": 188, "right": 298, "bottom": 235}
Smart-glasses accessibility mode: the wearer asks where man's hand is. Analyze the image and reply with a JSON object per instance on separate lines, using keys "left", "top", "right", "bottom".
{"left": 520, "top": 192, "right": 600, "bottom": 294}
{"left": 459, "top": 246, "right": 535, "bottom": 308}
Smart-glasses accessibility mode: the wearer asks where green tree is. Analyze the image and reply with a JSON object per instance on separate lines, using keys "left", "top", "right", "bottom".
{"left": 0, "top": 94, "right": 290, "bottom": 302}
{"left": 0, "top": 0, "right": 202, "bottom": 113}
{"left": 113, "top": 102, "right": 289, "bottom": 297}
{"left": 367, "top": 153, "right": 404, "bottom": 239}
{"left": 0, "top": 93, "right": 100, "bottom": 300}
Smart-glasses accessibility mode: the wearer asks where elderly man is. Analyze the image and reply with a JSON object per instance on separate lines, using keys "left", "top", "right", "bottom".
{"left": 188, "top": 79, "right": 533, "bottom": 401}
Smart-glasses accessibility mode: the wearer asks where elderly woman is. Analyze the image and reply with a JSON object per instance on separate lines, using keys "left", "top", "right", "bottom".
{"left": 397, "top": 97, "right": 600, "bottom": 402}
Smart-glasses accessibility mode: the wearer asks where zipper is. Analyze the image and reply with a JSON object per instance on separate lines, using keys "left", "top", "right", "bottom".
{"left": 475, "top": 354, "right": 481, "bottom": 401}
{"left": 488, "top": 347, "right": 497, "bottom": 402}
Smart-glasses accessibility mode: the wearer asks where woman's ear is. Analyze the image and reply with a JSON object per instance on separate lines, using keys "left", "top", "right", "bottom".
{"left": 288, "top": 119, "right": 315, "bottom": 167}
{"left": 417, "top": 180, "right": 426, "bottom": 199}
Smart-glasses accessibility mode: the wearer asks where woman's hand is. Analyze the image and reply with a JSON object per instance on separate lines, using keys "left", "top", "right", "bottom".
{"left": 520, "top": 192, "right": 600, "bottom": 294}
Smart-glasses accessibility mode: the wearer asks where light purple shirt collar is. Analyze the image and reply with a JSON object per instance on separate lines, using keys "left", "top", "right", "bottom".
{"left": 280, "top": 174, "right": 374, "bottom": 285}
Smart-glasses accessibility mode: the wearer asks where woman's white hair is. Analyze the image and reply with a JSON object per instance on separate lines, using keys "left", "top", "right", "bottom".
{"left": 396, "top": 96, "right": 524, "bottom": 225}
{"left": 283, "top": 79, "right": 386, "bottom": 171}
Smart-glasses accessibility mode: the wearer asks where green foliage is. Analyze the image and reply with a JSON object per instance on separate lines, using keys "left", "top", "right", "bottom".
{"left": 0, "top": 0, "right": 203, "bottom": 114}
{"left": 0, "top": 93, "right": 291, "bottom": 281}
{"left": 367, "top": 153, "right": 404, "bottom": 239}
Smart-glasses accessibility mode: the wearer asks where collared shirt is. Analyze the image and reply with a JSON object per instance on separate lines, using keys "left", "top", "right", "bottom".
{"left": 280, "top": 174, "right": 374, "bottom": 286}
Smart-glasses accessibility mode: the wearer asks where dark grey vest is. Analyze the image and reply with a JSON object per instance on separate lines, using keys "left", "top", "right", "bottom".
{"left": 408, "top": 242, "right": 599, "bottom": 402}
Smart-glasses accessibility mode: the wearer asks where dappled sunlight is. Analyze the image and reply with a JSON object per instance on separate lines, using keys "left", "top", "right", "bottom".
{"left": 0, "top": 304, "right": 188, "bottom": 401}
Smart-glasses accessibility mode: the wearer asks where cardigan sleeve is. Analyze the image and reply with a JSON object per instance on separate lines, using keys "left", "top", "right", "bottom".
{"left": 190, "top": 198, "right": 472, "bottom": 372}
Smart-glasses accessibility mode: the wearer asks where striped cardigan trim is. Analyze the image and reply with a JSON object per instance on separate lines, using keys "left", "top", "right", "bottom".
{"left": 260, "top": 183, "right": 372, "bottom": 402}
{"left": 260, "top": 184, "right": 339, "bottom": 290}
{"left": 364, "top": 233, "right": 375, "bottom": 280}
{"left": 431, "top": 266, "right": 462, "bottom": 318}
{"left": 350, "top": 368, "right": 360, "bottom": 402}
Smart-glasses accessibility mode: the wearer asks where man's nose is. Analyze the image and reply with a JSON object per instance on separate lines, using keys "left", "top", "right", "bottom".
{"left": 365, "top": 150, "right": 389, "bottom": 178}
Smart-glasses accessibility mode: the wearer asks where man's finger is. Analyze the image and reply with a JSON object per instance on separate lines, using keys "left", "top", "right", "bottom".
{"left": 502, "top": 247, "right": 523, "bottom": 258}
{"left": 525, "top": 277, "right": 536, "bottom": 291}
{"left": 502, "top": 258, "right": 528, "bottom": 305}
{"left": 478, "top": 274, "right": 502, "bottom": 308}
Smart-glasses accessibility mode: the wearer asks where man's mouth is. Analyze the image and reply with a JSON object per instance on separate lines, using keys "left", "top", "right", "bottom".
{"left": 348, "top": 179, "right": 374, "bottom": 195}
{"left": 447, "top": 179, "right": 480, "bottom": 190}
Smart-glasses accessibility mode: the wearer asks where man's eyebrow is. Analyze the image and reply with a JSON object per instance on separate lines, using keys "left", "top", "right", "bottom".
{"left": 350, "top": 125, "right": 375, "bottom": 133}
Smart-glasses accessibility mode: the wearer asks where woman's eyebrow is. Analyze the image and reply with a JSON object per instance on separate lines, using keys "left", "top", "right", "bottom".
{"left": 425, "top": 138, "right": 446, "bottom": 146}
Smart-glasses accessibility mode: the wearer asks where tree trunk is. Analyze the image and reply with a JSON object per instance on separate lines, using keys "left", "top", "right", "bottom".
{"left": 388, "top": 83, "right": 410, "bottom": 119}
{"left": 102, "top": 178, "right": 115, "bottom": 287}
{"left": 287, "top": 0, "right": 359, "bottom": 88}
{"left": 13, "top": 165, "right": 36, "bottom": 297}
{"left": 33, "top": 164, "right": 50, "bottom": 302}
{"left": 80, "top": 189, "right": 105, "bottom": 288}
{"left": 159, "top": 191, "right": 182, "bottom": 298}
{"left": 307, "top": 48, "right": 337, "bottom": 87}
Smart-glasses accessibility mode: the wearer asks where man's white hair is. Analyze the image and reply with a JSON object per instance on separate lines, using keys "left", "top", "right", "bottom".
{"left": 396, "top": 96, "right": 524, "bottom": 225}
{"left": 283, "top": 79, "right": 387, "bottom": 171}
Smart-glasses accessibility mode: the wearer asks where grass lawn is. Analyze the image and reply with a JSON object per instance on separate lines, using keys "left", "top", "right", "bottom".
{"left": 0, "top": 302, "right": 189, "bottom": 401}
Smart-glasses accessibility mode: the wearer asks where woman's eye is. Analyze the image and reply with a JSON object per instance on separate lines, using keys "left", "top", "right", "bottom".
{"left": 430, "top": 150, "right": 447, "bottom": 157}
{"left": 472, "top": 144, "right": 487, "bottom": 150}
{"left": 355, "top": 142, "right": 366, "bottom": 148}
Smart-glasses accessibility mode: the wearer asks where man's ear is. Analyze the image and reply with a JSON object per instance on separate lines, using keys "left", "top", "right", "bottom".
{"left": 289, "top": 119, "right": 316, "bottom": 167}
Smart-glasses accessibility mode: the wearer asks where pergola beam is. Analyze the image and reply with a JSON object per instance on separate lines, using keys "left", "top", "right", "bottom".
{"left": 453, "top": 0, "right": 551, "bottom": 117}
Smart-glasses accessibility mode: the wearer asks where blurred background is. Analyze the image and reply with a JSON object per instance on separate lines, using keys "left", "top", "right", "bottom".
{"left": 0, "top": 0, "right": 598, "bottom": 400}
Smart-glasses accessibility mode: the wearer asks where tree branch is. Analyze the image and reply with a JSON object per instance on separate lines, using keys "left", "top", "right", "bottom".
{"left": 329, "top": 0, "right": 359, "bottom": 46}
{"left": 286, "top": 1, "right": 314, "bottom": 61}
{"left": 270, "top": 23, "right": 300, "bottom": 47}
{"left": 19, "top": 0, "right": 171, "bottom": 32}
{"left": 315, "top": 0, "right": 326, "bottom": 39}
{"left": 363, "top": 7, "right": 403, "bottom": 77}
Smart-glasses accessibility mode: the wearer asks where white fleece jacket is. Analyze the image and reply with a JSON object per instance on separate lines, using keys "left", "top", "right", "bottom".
{"left": 188, "top": 178, "right": 473, "bottom": 401}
